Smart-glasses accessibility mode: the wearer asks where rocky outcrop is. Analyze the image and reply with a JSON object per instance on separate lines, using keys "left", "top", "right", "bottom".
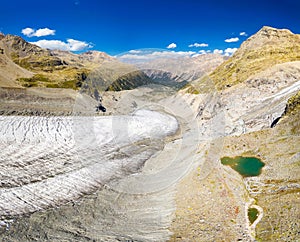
{"left": 190, "top": 61, "right": 300, "bottom": 136}
{"left": 0, "top": 32, "right": 5, "bottom": 40}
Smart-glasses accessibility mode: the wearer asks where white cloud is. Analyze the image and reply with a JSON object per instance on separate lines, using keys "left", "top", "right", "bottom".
{"left": 22, "top": 27, "right": 55, "bottom": 37}
{"left": 67, "top": 39, "right": 91, "bottom": 51}
{"left": 195, "top": 50, "right": 211, "bottom": 55}
{"left": 129, "top": 50, "right": 142, "bottom": 54}
{"left": 224, "top": 37, "right": 239, "bottom": 43}
{"left": 199, "top": 50, "right": 208, "bottom": 55}
{"left": 240, "top": 32, "right": 248, "bottom": 36}
{"left": 224, "top": 47, "right": 238, "bottom": 56}
{"left": 30, "top": 39, "right": 92, "bottom": 51}
{"left": 213, "top": 49, "right": 223, "bottom": 54}
{"left": 192, "top": 49, "right": 211, "bottom": 57}
{"left": 118, "top": 50, "right": 196, "bottom": 62}
{"left": 188, "top": 42, "right": 208, "bottom": 48}
{"left": 30, "top": 40, "right": 69, "bottom": 51}
{"left": 21, "top": 28, "right": 35, "bottom": 37}
{"left": 118, "top": 48, "right": 238, "bottom": 61}
{"left": 118, "top": 54, "right": 149, "bottom": 60}
{"left": 33, "top": 28, "right": 55, "bottom": 37}
{"left": 167, "top": 43, "right": 177, "bottom": 49}
{"left": 191, "top": 53, "right": 201, "bottom": 58}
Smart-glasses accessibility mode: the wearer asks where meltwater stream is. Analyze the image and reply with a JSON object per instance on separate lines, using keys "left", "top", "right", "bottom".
{"left": 0, "top": 110, "right": 178, "bottom": 217}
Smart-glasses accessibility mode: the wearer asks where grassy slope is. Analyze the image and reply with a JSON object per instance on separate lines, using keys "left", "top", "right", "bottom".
{"left": 210, "top": 46, "right": 300, "bottom": 90}
{"left": 105, "top": 71, "right": 152, "bottom": 91}
{"left": 1, "top": 35, "right": 150, "bottom": 93}
{"left": 186, "top": 27, "right": 300, "bottom": 93}
{"left": 3, "top": 35, "right": 91, "bottom": 89}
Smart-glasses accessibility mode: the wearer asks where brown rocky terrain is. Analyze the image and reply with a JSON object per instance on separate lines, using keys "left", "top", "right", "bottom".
{"left": 0, "top": 33, "right": 33, "bottom": 88}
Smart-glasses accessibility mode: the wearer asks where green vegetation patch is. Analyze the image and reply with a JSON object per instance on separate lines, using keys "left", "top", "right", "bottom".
{"left": 184, "top": 84, "right": 200, "bottom": 94}
{"left": 11, "top": 52, "right": 64, "bottom": 71}
{"left": 46, "top": 80, "right": 80, "bottom": 89}
{"left": 16, "top": 68, "right": 89, "bottom": 90}
{"left": 17, "top": 74, "right": 51, "bottom": 87}
{"left": 248, "top": 207, "right": 259, "bottom": 224}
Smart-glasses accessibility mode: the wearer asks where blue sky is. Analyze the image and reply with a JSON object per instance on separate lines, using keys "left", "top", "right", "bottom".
{"left": 1, "top": 0, "right": 300, "bottom": 56}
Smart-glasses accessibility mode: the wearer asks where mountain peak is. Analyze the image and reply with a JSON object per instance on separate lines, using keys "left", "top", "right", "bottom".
{"left": 209, "top": 26, "right": 300, "bottom": 90}
{"left": 4, "top": 34, "right": 27, "bottom": 43}
{"left": 2, "top": 34, "right": 45, "bottom": 56}
{"left": 257, "top": 26, "right": 294, "bottom": 37}
{"left": 237, "top": 26, "right": 300, "bottom": 53}
{"left": 80, "top": 50, "right": 115, "bottom": 62}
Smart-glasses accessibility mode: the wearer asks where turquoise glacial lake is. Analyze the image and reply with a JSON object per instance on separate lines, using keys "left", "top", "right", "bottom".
{"left": 220, "top": 156, "right": 265, "bottom": 177}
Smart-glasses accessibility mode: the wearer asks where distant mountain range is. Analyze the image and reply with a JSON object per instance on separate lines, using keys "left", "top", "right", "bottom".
{"left": 137, "top": 53, "right": 226, "bottom": 88}
{"left": 0, "top": 33, "right": 225, "bottom": 96}
{"left": 1, "top": 26, "right": 300, "bottom": 109}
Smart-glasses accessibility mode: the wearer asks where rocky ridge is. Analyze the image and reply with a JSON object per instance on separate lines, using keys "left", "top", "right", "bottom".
{"left": 192, "top": 26, "right": 300, "bottom": 91}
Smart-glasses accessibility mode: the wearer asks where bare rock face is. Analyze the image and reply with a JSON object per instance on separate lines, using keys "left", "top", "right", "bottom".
{"left": 187, "top": 61, "right": 300, "bottom": 137}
